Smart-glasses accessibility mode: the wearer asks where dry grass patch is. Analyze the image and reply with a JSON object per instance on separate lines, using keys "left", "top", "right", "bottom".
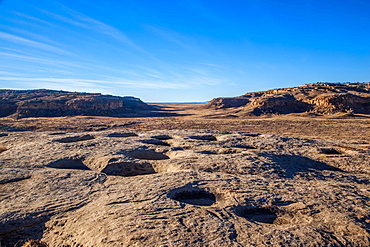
{"left": 22, "top": 240, "right": 48, "bottom": 247}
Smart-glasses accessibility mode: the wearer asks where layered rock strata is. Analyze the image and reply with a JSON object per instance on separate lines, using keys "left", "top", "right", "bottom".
{"left": 0, "top": 89, "right": 151, "bottom": 118}
{"left": 205, "top": 82, "right": 370, "bottom": 115}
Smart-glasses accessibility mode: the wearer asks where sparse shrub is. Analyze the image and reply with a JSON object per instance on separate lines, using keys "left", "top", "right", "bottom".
{"left": 22, "top": 240, "right": 48, "bottom": 247}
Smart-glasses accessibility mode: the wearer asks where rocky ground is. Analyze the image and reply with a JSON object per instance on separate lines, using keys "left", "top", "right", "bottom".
{"left": 1, "top": 83, "right": 370, "bottom": 246}
{"left": 0, "top": 128, "right": 369, "bottom": 246}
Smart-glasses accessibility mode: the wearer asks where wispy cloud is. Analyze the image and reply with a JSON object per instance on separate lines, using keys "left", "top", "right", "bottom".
{"left": 132, "top": 65, "right": 164, "bottom": 78}
{"left": 0, "top": 77, "right": 112, "bottom": 94}
{"left": 1, "top": 25, "right": 62, "bottom": 47}
{"left": 0, "top": 76, "right": 189, "bottom": 91}
{"left": 0, "top": 51, "right": 90, "bottom": 70}
{"left": 38, "top": 9, "right": 89, "bottom": 29}
{"left": 0, "top": 46, "right": 29, "bottom": 54}
{"left": 199, "top": 62, "right": 225, "bottom": 69}
{"left": 0, "top": 2, "right": 227, "bottom": 100}
{"left": 0, "top": 49, "right": 155, "bottom": 79}
{"left": 41, "top": 6, "right": 151, "bottom": 56}
{"left": 12, "top": 11, "right": 55, "bottom": 27}
{"left": 187, "top": 76, "right": 224, "bottom": 86}
{"left": 182, "top": 66, "right": 210, "bottom": 76}
{"left": 144, "top": 25, "right": 196, "bottom": 50}
{"left": 143, "top": 73, "right": 164, "bottom": 79}
{"left": 0, "top": 31, "right": 67, "bottom": 54}
{"left": 74, "top": 14, "right": 142, "bottom": 50}
{"left": 0, "top": 71, "right": 18, "bottom": 76}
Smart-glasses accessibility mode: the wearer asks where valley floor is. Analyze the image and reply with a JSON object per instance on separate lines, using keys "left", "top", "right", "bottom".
{"left": 1, "top": 103, "right": 370, "bottom": 143}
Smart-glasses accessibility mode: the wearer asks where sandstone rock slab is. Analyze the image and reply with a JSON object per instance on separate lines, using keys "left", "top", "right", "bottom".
{"left": 0, "top": 129, "right": 369, "bottom": 246}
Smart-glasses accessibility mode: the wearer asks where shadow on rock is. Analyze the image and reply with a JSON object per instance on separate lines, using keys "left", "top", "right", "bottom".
{"left": 0, "top": 215, "right": 49, "bottom": 247}
{"left": 259, "top": 153, "right": 342, "bottom": 179}
{"left": 234, "top": 205, "right": 279, "bottom": 224}
{"left": 168, "top": 183, "right": 216, "bottom": 207}
{"left": 141, "top": 105, "right": 193, "bottom": 117}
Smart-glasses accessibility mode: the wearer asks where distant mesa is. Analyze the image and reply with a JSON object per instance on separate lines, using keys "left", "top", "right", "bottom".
{"left": 2, "top": 83, "right": 370, "bottom": 118}
{"left": 0, "top": 89, "right": 152, "bottom": 118}
{"left": 204, "top": 82, "right": 370, "bottom": 115}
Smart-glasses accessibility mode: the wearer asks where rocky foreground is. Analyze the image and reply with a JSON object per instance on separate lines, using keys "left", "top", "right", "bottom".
{"left": 0, "top": 89, "right": 151, "bottom": 118}
{"left": 0, "top": 129, "right": 369, "bottom": 246}
{"left": 205, "top": 82, "right": 370, "bottom": 115}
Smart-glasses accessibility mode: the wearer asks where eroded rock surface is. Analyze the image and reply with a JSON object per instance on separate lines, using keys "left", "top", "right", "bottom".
{"left": 205, "top": 82, "right": 370, "bottom": 115}
{"left": 0, "top": 130, "right": 369, "bottom": 246}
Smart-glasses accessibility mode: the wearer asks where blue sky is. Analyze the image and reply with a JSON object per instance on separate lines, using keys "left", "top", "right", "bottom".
{"left": 1, "top": 0, "right": 369, "bottom": 102}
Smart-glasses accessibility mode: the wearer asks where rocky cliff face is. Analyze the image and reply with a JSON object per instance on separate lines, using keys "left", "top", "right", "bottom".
{"left": 205, "top": 82, "right": 370, "bottom": 115}
{"left": 0, "top": 89, "right": 152, "bottom": 118}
